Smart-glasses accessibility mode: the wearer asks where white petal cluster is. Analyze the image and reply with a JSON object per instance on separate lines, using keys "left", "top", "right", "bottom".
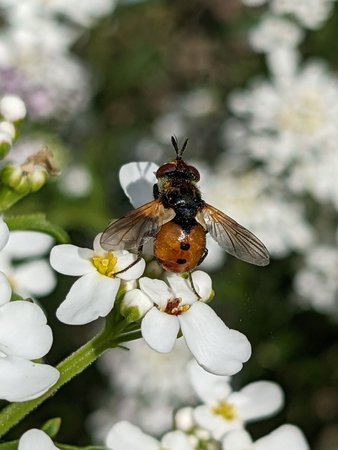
{"left": 188, "top": 361, "right": 284, "bottom": 440}
{"left": 241, "top": 0, "right": 337, "bottom": 29}
{"left": 294, "top": 245, "right": 338, "bottom": 314}
{"left": 222, "top": 425, "right": 310, "bottom": 450}
{"left": 50, "top": 234, "right": 145, "bottom": 325}
{"left": 0, "top": 3, "right": 90, "bottom": 120}
{"left": 0, "top": 218, "right": 59, "bottom": 402}
{"left": 106, "top": 421, "right": 195, "bottom": 450}
{"left": 126, "top": 272, "right": 251, "bottom": 376}
{"left": 0, "top": 230, "right": 56, "bottom": 298}
{"left": 90, "top": 339, "right": 196, "bottom": 439}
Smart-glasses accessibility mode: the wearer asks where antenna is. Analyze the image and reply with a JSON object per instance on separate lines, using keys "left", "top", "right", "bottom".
{"left": 171, "top": 135, "right": 189, "bottom": 159}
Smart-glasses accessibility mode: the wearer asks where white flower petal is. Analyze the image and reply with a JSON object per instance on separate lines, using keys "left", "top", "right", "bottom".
{"left": 0, "top": 356, "right": 59, "bottom": 402}
{"left": 191, "top": 271, "right": 213, "bottom": 301}
{"left": 193, "top": 404, "right": 242, "bottom": 440}
{"left": 106, "top": 421, "right": 159, "bottom": 450}
{"left": 0, "top": 271, "right": 12, "bottom": 306}
{"left": 0, "top": 95, "right": 26, "bottom": 122}
{"left": 232, "top": 381, "right": 284, "bottom": 422}
{"left": 0, "top": 301, "right": 53, "bottom": 359}
{"left": 161, "top": 430, "right": 194, "bottom": 450}
{"left": 0, "top": 217, "right": 9, "bottom": 251}
{"left": 18, "top": 429, "right": 60, "bottom": 450}
{"left": 188, "top": 360, "right": 231, "bottom": 404}
{"left": 141, "top": 307, "right": 179, "bottom": 353}
{"left": 115, "top": 253, "right": 146, "bottom": 281}
{"left": 119, "top": 162, "right": 158, "bottom": 208}
{"left": 56, "top": 272, "right": 120, "bottom": 325}
{"left": 50, "top": 244, "right": 94, "bottom": 276}
{"left": 222, "top": 429, "right": 253, "bottom": 450}
{"left": 139, "top": 277, "right": 173, "bottom": 308}
{"left": 5, "top": 231, "right": 53, "bottom": 258}
{"left": 254, "top": 425, "right": 310, "bottom": 450}
{"left": 122, "top": 289, "right": 153, "bottom": 318}
{"left": 14, "top": 260, "right": 57, "bottom": 297}
{"left": 179, "top": 302, "right": 251, "bottom": 375}
{"left": 166, "top": 273, "right": 198, "bottom": 305}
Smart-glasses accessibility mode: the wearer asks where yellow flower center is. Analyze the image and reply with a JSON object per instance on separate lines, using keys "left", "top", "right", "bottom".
{"left": 92, "top": 252, "right": 118, "bottom": 277}
{"left": 211, "top": 401, "right": 237, "bottom": 421}
{"left": 162, "top": 298, "right": 190, "bottom": 316}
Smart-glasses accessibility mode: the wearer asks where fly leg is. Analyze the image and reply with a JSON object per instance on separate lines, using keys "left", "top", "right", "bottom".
{"left": 188, "top": 271, "right": 201, "bottom": 300}
{"left": 197, "top": 248, "right": 208, "bottom": 266}
{"left": 113, "top": 244, "right": 143, "bottom": 276}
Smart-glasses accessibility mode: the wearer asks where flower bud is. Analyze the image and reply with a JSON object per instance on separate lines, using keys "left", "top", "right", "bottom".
{"left": 120, "top": 289, "right": 153, "bottom": 322}
{"left": 0, "top": 95, "right": 26, "bottom": 122}
{"left": 30, "top": 167, "right": 48, "bottom": 192}
{"left": 0, "top": 132, "right": 12, "bottom": 158}
{"left": 0, "top": 165, "right": 23, "bottom": 188}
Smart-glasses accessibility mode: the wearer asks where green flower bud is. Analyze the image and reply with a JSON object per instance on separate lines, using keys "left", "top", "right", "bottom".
{"left": 120, "top": 289, "right": 152, "bottom": 322}
{"left": 0, "top": 165, "right": 23, "bottom": 188}
{"left": 30, "top": 167, "right": 48, "bottom": 192}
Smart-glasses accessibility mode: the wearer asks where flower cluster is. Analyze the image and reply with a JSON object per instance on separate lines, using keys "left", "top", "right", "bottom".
{"left": 105, "top": 360, "right": 309, "bottom": 450}
{"left": 0, "top": 218, "right": 59, "bottom": 402}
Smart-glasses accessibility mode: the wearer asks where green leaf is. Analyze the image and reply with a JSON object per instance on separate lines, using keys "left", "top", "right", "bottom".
{"left": 41, "top": 417, "right": 62, "bottom": 438}
{"left": 4, "top": 213, "right": 70, "bottom": 244}
{"left": 0, "top": 441, "right": 17, "bottom": 450}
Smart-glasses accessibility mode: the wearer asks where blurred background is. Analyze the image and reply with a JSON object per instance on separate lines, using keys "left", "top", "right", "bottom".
{"left": 1, "top": 0, "right": 338, "bottom": 448}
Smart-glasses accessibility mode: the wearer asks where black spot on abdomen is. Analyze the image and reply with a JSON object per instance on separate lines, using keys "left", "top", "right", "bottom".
{"left": 180, "top": 243, "right": 190, "bottom": 251}
{"left": 176, "top": 258, "right": 187, "bottom": 265}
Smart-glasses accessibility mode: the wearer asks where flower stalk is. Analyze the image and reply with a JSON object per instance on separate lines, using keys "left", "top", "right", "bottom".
{"left": 0, "top": 319, "right": 141, "bottom": 439}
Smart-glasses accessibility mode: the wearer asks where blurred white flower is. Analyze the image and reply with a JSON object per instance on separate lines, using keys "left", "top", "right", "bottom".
{"left": 130, "top": 272, "right": 251, "bottom": 376}
{"left": 203, "top": 165, "right": 313, "bottom": 258}
{"left": 227, "top": 59, "right": 338, "bottom": 210}
{"left": 241, "top": 0, "right": 336, "bottom": 29}
{"left": 18, "top": 429, "right": 59, "bottom": 450}
{"left": 0, "top": 95, "right": 26, "bottom": 122}
{"left": 271, "top": 0, "right": 337, "bottom": 29}
{"left": 0, "top": 271, "right": 59, "bottom": 401}
{"left": 89, "top": 339, "right": 196, "bottom": 439}
{"left": 58, "top": 165, "right": 93, "bottom": 198}
{"left": 222, "top": 425, "right": 309, "bottom": 450}
{"left": 249, "top": 16, "right": 304, "bottom": 53}
{"left": 191, "top": 362, "right": 284, "bottom": 440}
{"left": 294, "top": 245, "right": 338, "bottom": 314}
{"left": 0, "top": 230, "right": 56, "bottom": 298}
{"left": 106, "top": 421, "right": 194, "bottom": 450}
{"left": 50, "top": 234, "right": 145, "bottom": 325}
{"left": 0, "top": 7, "right": 89, "bottom": 119}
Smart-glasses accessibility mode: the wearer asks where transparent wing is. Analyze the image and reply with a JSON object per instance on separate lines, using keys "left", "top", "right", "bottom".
{"left": 100, "top": 200, "right": 175, "bottom": 251}
{"left": 197, "top": 203, "right": 270, "bottom": 266}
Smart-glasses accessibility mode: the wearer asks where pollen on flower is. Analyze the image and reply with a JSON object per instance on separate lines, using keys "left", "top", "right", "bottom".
{"left": 92, "top": 252, "right": 118, "bottom": 277}
{"left": 163, "top": 298, "right": 190, "bottom": 316}
{"left": 211, "top": 401, "right": 237, "bottom": 421}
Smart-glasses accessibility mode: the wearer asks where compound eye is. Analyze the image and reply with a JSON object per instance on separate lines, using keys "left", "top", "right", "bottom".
{"left": 187, "top": 165, "right": 200, "bottom": 182}
{"left": 156, "top": 162, "right": 176, "bottom": 178}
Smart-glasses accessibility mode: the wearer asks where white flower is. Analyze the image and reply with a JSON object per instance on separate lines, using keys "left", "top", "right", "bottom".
{"left": 203, "top": 164, "right": 313, "bottom": 259}
{"left": 294, "top": 245, "right": 338, "bottom": 314}
{"left": 222, "top": 425, "right": 310, "bottom": 450}
{"left": 0, "top": 230, "right": 56, "bottom": 298}
{"left": 89, "top": 339, "right": 196, "bottom": 440}
{"left": 191, "top": 362, "right": 284, "bottom": 440}
{"left": 58, "top": 164, "right": 93, "bottom": 198}
{"left": 249, "top": 16, "right": 304, "bottom": 53}
{"left": 106, "top": 421, "right": 194, "bottom": 450}
{"left": 18, "top": 429, "right": 59, "bottom": 450}
{"left": 0, "top": 95, "right": 26, "bottom": 121}
{"left": 0, "top": 271, "right": 59, "bottom": 401}
{"left": 50, "top": 234, "right": 145, "bottom": 325}
{"left": 128, "top": 272, "right": 251, "bottom": 376}
{"left": 271, "top": 0, "right": 336, "bottom": 29}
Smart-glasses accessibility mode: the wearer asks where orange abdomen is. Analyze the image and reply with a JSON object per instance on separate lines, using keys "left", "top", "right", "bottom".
{"left": 154, "top": 221, "right": 206, "bottom": 273}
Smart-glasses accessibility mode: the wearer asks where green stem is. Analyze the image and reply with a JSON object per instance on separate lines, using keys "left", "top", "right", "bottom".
{"left": 0, "top": 324, "right": 141, "bottom": 440}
